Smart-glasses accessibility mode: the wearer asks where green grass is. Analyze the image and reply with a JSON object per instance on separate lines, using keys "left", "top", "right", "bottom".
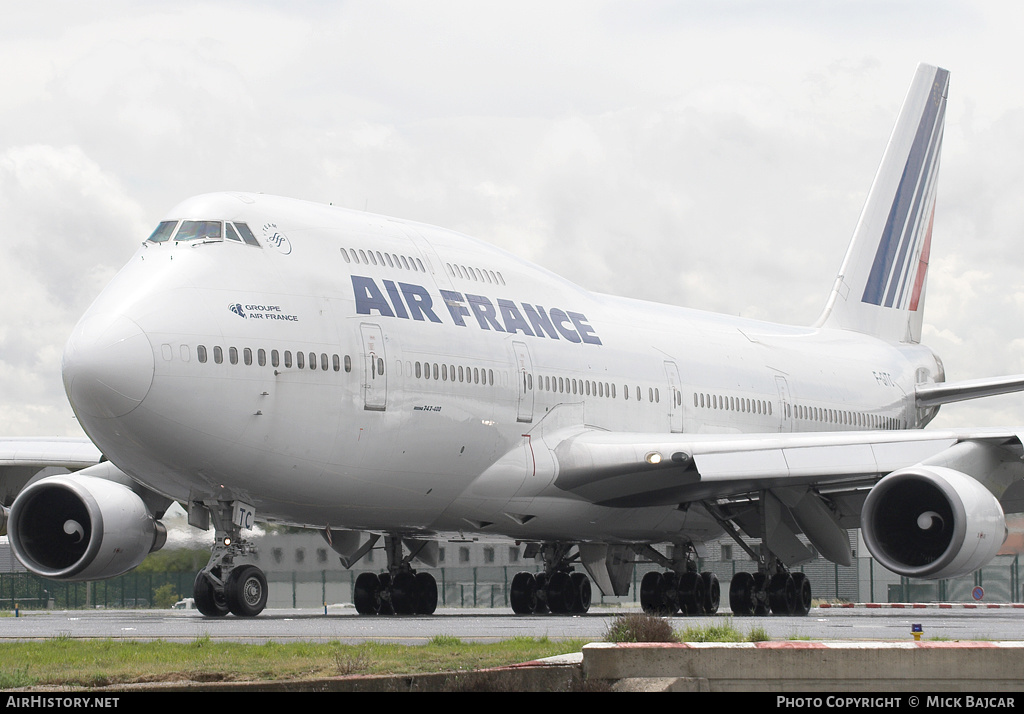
{"left": 0, "top": 636, "right": 589, "bottom": 689}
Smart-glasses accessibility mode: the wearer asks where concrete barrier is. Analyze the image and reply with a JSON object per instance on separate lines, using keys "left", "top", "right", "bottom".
{"left": 582, "top": 641, "right": 1024, "bottom": 692}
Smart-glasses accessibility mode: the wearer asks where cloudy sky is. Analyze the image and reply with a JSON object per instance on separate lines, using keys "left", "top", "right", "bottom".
{"left": 3, "top": 1, "right": 1024, "bottom": 437}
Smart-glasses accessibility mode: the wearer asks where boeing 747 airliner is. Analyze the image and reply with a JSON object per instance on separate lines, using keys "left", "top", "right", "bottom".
{"left": 3, "top": 63, "right": 1024, "bottom": 618}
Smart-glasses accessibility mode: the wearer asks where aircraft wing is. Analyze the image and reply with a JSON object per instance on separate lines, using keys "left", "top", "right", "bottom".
{"left": 0, "top": 437, "right": 102, "bottom": 506}
{"left": 550, "top": 427, "right": 1023, "bottom": 508}
{"left": 546, "top": 427, "right": 1024, "bottom": 572}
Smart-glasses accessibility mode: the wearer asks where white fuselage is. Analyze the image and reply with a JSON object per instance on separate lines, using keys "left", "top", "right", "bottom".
{"left": 61, "top": 193, "right": 942, "bottom": 546}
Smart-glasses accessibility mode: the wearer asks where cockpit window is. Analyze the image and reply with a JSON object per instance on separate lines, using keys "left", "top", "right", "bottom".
{"left": 147, "top": 221, "right": 178, "bottom": 243}
{"left": 234, "top": 222, "right": 261, "bottom": 247}
{"left": 175, "top": 220, "right": 222, "bottom": 242}
{"left": 146, "top": 219, "right": 262, "bottom": 247}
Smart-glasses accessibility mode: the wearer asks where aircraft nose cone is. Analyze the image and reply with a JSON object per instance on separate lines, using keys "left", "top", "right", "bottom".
{"left": 62, "top": 314, "right": 155, "bottom": 419}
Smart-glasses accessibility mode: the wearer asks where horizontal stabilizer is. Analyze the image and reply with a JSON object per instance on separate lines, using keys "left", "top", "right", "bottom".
{"left": 916, "top": 375, "right": 1024, "bottom": 407}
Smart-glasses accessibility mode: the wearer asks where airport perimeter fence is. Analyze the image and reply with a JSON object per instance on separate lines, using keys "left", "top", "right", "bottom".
{"left": 3, "top": 555, "right": 1019, "bottom": 611}
{"left": 0, "top": 555, "right": 1019, "bottom": 611}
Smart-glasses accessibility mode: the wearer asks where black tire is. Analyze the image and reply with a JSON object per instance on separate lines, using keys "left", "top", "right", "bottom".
{"left": 510, "top": 572, "right": 538, "bottom": 614}
{"left": 353, "top": 572, "right": 382, "bottom": 615}
{"left": 768, "top": 573, "right": 796, "bottom": 615}
{"left": 225, "top": 565, "right": 268, "bottom": 617}
{"left": 701, "top": 572, "right": 721, "bottom": 615}
{"left": 546, "top": 571, "right": 576, "bottom": 614}
{"left": 390, "top": 571, "right": 418, "bottom": 615}
{"left": 752, "top": 572, "right": 770, "bottom": 615}
{"left": 415, "top": 572, "right": 438, "bottom": 615}
{"left": 571, "top": 572, "right": 592, "bottom": 614}
{"left": 729, "top": 572, "right": 755, "bottom": 615}
{"left": 640, "top": 571, "right": 666, "bottom": 615}
{"left": 677, "top": 572, "right": 705, "bottom": 615}
{"left": 791, "top": 572, "right": 812, "bottom": 616}
{"left": 193, "top": 570, "right": 229, "bottom": 617}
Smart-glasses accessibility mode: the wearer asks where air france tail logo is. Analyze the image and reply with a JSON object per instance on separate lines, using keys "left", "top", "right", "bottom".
{"left": 230, "top": 303, "right": 246, "bottom": 318}
{"left": 351, "top": 275, "right": 602, "bottom": 345}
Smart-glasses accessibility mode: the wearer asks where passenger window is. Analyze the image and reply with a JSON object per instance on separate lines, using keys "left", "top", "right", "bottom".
{"left": 321, "top": 353, "right": 328, "bottom": 371}
{"left": 259, "top": 349, "right": 267, "bottom": 367}
{"left": 341, "top": 248, "right": 351, "bottom": 263}
{"left": 244, "top": 348, "right": 252, "bottom": 366}
{"left": 333, "top": 354, "right": 340, "bottom": 372}
{"left": 197, "top": 345, "right": 208, "bottom": 363}
{"left": 272, "top": 350, "right": 280, "bottom": 367}
{"left": 284, "top": 351, "right": 293, "bottom": 368}
{"left": 309, "top": 352, "right": 317, "bottom": 370}
{"left": 147, "top": 221, "right": 178, "bottom": 243}
{"left": 214, "top": 346, "right": 223, "bottom": 364}
{"left": 297, "top": 351, "right": 305, "bottom": 369}
{"left": 345, "top": 355, "right": 352, "bottom": 373}
{"left": 229, "top": 347, "right": 238, "bottom": 365}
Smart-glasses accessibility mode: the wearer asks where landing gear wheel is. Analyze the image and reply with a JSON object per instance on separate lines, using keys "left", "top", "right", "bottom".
{"left": 659, "top": 572, "right": 680, "bottom": 615}
{"left": 752, "top": 572, "right": 770, "bottom": 615}
{"left": 510, "top": 572, "right": 539, "bottom": 614}
{"left": 640, "top": 571, "right": 666, "bottom": 614}
{"left": 701, "top": 572, "right": 721, "bottom": 615}
{"left": 791, "top": 573, "right": 812, "bottom": 616}
{"left": 677, "top": 572, "right": 705, "bottom": 615}
{"left": 225, "top": 565, "right": 268, "bottom": 617}
{"left": 571, "top": 572, "right": 592, "bottom": 614}
{"left": 546, "top": 571, "right": 577, "bottom": 614}
{"left": 193, "top": 570, "right": 229, "bottom": 617}
{"left": 415, "top": 572, "right": 438, "bottom": 615}
{"left": 354, "top": 572, "right": 382, "bottom": 615}
{"left": 768, "top": 573, "right": 796, "bottom": 615}
{"left": 729, "top": 572, "right": 755, "bottom": 616}
{"left": 377, "top": 573, "right": 395, "bottom": 615}
{"left": 390, "top": 571, "right": 418, "bottom": 615}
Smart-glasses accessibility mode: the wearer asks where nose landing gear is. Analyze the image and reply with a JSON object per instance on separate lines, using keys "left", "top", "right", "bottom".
{"left": 191, "top": 501, "right": 268, "bottom": 618}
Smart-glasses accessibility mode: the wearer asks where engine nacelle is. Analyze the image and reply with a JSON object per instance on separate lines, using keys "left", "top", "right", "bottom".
{"left": 8, "top": 474, "right": 166, "bottom": 581}
{"left": 861, "top": 466, "right": 1006, "bottom": 579}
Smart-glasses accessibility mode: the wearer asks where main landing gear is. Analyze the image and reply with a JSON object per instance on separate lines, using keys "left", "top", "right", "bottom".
{"left": 353, "top": 535, "right": 438, "bottom": 615}
{"left": 637, "top": 544, "right": 721, "bottom": 616}
{"left": 728, "top": 563, "right": 812, "bottom": 616}
{"left": 510, "top": 544, "right": 594, "bottom": 614}
{"left": 192, "top": 502, "right": 269, "bottom": 618}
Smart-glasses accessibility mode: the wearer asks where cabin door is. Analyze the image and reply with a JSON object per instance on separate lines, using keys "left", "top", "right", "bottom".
{"left": 360, "top": 323, "right": 387, "bottom": 411}
{"left": 512, "top": 341, "right": 534, "bottom": 423}
{"left": 664, "top": 361, "right": 684, "bottom": 433}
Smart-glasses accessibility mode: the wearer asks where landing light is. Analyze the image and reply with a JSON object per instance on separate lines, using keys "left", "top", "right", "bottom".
{"left": 223, "top": 537, "right": 232, "bottom": 547}
{"left": 645, "top": 452, "right": 662, "bottom": 465}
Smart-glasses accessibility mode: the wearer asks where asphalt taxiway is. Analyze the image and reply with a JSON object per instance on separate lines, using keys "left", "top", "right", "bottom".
{"left": 2, "top": 605, "right": 1023, "bottom": 644}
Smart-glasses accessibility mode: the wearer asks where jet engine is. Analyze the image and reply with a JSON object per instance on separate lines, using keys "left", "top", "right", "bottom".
{"left": 861, "top": 465, "right": 1006, "bottom": 579}
{"left": 8, "top": 474, "right": 166, "bottom": 581}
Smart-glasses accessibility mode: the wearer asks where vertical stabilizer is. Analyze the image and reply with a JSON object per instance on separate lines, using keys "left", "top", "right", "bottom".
{"left": 816, "top": 63, "right": 949, "bottom": 343}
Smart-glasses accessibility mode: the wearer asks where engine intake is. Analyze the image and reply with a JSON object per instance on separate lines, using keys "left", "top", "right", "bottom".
{"left": 8, "top": 474, "right": 166, "bottom": 581}
{"left": 861, "top": 465, "right": 1006, "bottom": 579}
